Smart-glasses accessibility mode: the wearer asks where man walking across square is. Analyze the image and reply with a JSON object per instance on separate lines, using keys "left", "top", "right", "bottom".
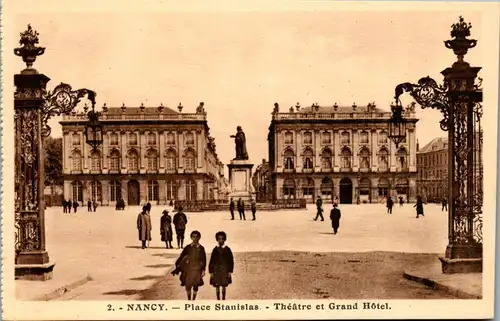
{"left": 330, "top": 203, "right": 342, "bottom": 235}
{"left": 237, "top": 198, "right": 246, "bottom": 220}
{"left": 314, "top": 196, "right": 324, "bottom": 221}
{"left": 174, "top": 206, "right": 188, "bottom": 249}
{"left": 229, "top": 198, "right": 235, "bottom": 220}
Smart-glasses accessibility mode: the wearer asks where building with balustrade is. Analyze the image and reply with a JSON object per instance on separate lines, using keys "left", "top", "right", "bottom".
{"left": 266, "top": 102, "right": 419, "bottom": 204}
{"left": 252, "top": 159, "right": 272, "bottom": 203}
{"left": 60, "top": 102, "right": 229, "bottom": 206}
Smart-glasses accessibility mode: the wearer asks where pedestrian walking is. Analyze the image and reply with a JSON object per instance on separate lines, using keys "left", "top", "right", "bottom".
{"left": 330, "top": 203, "right": 342, "bottom": 235}
{"left": 62, "top": 200, "right": 67, "bottom": 213}
{"left": 237, "top": 198, "right": 246, "bottom": 220}
{"left": 229, "top": 198, "right": 235, "bottom": 220}
{"left": 93, "top": 200, "right": 98, "bottom": 212}
{"left": 399, "top": 196, "right": 404, "bottom": 207}
{"left": 414, "top": 196, "right": 425, "bottom": 218}
{"left": 66, "top": 200, "right": 72, "bottom": 213}
{"left": 172, "top": 230, "right": 206, "bottom": 301}
{"left": 442, "top": 197, "right": 448, "bottom": 212}
{"left": 386, "top": 197, "right": 394, "bottom": 214}
{"left": 87, "top": 199, "right": 92, "bottom": 212}
{"left": 314, "top": 196, "right": 324, "bottom": 221}
{"left": 250, "top": 199, "right": 257, "bottom": 221}
{"left": 160, "top": 210, "right": 173, "bottom": 249}
{"left": 137, "top": 206, "right": 152, "bottom": 249}
{"left": 209, "top": 231, "right": 234, "bottom": 300}
{"left": 173, "top": 206, "right": 188, "bottom": 249}
{"left": 73, "top": 200, "right": 79, "bottom": 213}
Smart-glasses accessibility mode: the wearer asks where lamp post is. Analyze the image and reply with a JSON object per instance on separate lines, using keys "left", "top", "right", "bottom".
{"left": 388, "top": 17, "right": 482, "bottom": 273}
{"left": 14, "top": 25, "right": 103, "bottom": 280}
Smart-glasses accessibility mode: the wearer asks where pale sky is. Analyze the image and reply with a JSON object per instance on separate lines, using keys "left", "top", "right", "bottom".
{"left": 9, "top": 9, "right": 483, "bottom": 167}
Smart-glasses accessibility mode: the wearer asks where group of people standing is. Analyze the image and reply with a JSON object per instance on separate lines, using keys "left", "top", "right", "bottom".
{"left": 386, "top": 195, "right": 431, "bottom": 218}
{"left": 62, "top": 200, "right": 79, "bottom": 213}
{"left": 87, "top": 199, "right": 99, "bottom": 212}
{"left": 136, "top": 201, "right": 188, "bottom": 250}
{"left": 136, "top": 201, "right": 235, "bottom": 301}
{"left": 228, "top": 198, "right": 257, "bottom": 221}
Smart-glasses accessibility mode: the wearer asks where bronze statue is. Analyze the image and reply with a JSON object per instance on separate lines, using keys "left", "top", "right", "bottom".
{"left": 230, "top": 126, "right": 248, "bottom": 160}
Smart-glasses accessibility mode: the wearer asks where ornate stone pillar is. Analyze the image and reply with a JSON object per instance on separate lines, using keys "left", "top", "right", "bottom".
{"left": 333, "top": 129, "right": 340, "bottom": 169}
{"left": 178, "top": 131, "right": 184, "bottom": 170}
{"left": 101, "top": 180, "right": 109, "bottom": 205}
{"left": 276, "top": 130, "right": 282, "bottom": 170}
{"left": 197, "top": 129, "right": 203, "bottom": 170}
{"left": 296, "top": 129, "right": 302, "bottom": 170}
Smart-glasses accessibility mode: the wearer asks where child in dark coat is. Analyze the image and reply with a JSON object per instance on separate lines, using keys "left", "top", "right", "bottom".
{"left": 172, "top": 230, "right": 206, "bottom": 300}
{"left": 209, "top": 231, "right": 234, "bottom": 300}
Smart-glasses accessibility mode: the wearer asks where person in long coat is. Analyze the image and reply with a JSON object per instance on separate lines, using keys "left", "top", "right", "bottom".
{"left": 173, "top": 207, "right": 188, "bottom": 249}
{"left": 237, "top": 198, "right": 246, "bottom": 220}
{"left": 229, "top": 198, "right": 235, "bottom": 220}
{"left": 386, "top": 197, "right": 394, "bottom": 214}
{"left": 73, "top": 200, "right": 79, "bottom": 213}
{"left": 209, "top": 231, "right": 234, "bottom": 300}
{"left": 314, "top": 196, "right": 324, "bottom": 221}
{"left": 330, "top": 203, "right": 342, "bottom": 234}
{"left": 172, "top": 230, "right": 206, "bottom": 301}
{"left": 250, "top": 199, "right": 257, "bottom": 221}
{"left": 137, "top": 206, "right": 152, "bottom": 249}
{"left": 160, "top": 210, "right": 173, "bottom": 249}
{"left": 414, "top": 196, "right": 425, "bottom": 218}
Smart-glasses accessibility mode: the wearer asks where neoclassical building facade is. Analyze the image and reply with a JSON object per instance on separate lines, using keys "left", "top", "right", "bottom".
{"left": 266, "top": 102, "right": 419, "bottom": 204}
{"left": 60, "top": 102, "right": 229, "bottom": 206}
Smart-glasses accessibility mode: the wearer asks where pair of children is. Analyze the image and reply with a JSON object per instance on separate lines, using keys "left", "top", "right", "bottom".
{"left": 172, "top": 231, "right": 234, "bottom": 301}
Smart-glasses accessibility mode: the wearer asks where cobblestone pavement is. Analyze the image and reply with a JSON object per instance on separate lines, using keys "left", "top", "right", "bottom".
{"left": 17, "top": 203, "right": 449, "bottom": 300}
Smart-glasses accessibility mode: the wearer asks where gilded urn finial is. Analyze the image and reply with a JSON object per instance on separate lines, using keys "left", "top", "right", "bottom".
{"left": 445, "top": 16, "right": 477, "bottom": 64}
{"left": 14, "top": 24, "right": 46, "bottom": 70}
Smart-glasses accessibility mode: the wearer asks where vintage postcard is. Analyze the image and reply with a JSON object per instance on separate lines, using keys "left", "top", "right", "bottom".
{"left": 1, "top": 0, "right": 498, "bottom": 320}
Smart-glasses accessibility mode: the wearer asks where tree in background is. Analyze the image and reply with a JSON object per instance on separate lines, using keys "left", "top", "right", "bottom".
{"left": 44, "top": 137, "right": 63, "bottom": 203}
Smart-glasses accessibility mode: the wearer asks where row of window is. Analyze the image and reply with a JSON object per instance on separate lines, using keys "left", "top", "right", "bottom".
{"left": 71, "top": 180, "right": 198, "bottom": 202}
{"left": 71, "top": 149, "right": 196, "bottom": 172}
{"left": 282, "top": 131, "right": 397, "bottom": 145}
{"left": 282, "top": 155, "right": 407, "bottom": 171}
{"left": 419, "top": 152, "right": 447, "bottom": 167}
{"left": 72, "top": 132, "right": 195, "bottom": 146}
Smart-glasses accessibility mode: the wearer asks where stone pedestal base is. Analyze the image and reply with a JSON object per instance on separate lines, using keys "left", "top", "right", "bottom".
{"left": 15, "top": 262, "right": 56, "bottom": 281}
{"left": 227, "top": 160, "right": 254, "bottom": 201}
{"left": 439, "top": 257, "right": 482, "bottom": 274}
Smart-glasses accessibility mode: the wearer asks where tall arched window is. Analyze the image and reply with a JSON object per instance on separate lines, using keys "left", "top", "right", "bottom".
{"left": 184, "top": 149, "right": 196, "bottom": 172}
{"left": 166, "top": 149, "right": 177, "bottom": 172}
{"left": 341, "top": 147, "right": 352, "bottom": 169}
{"left": 110, "top": 180, "right": 121, "bottom": 202}
{"left": 90, "top": 150, "right": 101, "bottom": 171}
{"left": 302, "top": 132, "right": 313, "bottom": 145}
{"left": 72, "top": 133, "right": 81, "bottom": 146}
{"left": 378, "top": 148, "right": 389, "bottom": 172}
{"left": 302, "top": 148, "right": 314, "bottom": 170}
{"left": 72, "top": 181, "right": 83, "bottom": 203}
{"left": 341, "top": 131, "right": 350, "bottom": 144}
{"left": 110, "top": 133, "right": 119, "bottom": 146}
{"left": 360, "top": 131, "right": 369, "bottom": 144}
{"left": 128, "top": 150, "right": 139, "bottom": 172}
{"left": 284, "top": 131, "right": 293, "bottom": 144}
{"left": 359, "top": 148, "right": 370, "bottom": 170}
{"left": 283, "top": 148, "right": 295, "bottom": 170}
{"left": 166, "top": 132, "right": 176, "bottom": 145}
{"left": 320, "top": 148, "right": 333, "bottom": 170}
{"left": 147, "top": 149, "right": 158, "bottom": 172}
{"left": 283, "top": 178, "right": 296, "bottom": 199}
{"left": 378, "top": 131, "right": 388, "bottom": 144}
{"left": 90, "top": 181, "right": 102, "bottom": 202}
{"left": 147, "top": 132, "right": 157, "bottom": 145}
{"left": 71, "top": 150, "right": 82, "bottom": 172}
{"left": 397, "top": 147, "right": 409, "bottom": 170}
{"left": 109, "top": 150, "right": 120, "bottom": 172}
{"left": 186, "top": 179, "right": 197, "bottom": 201}
{"left": 128, "top": 133, "right": 138, "bottom": 145}
{"left": 166, "top": 180, "right": 178, "bottom": 201}
{"left": 148, "top": 180, "right": 159, "bottom": 201}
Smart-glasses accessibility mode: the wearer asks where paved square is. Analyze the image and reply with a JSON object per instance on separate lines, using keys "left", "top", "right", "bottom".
{"left": 16, "top": 203, "right": 449, "bottom": 300}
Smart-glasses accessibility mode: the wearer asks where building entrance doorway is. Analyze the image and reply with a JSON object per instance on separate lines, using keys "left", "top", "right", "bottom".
{"left": 339, "top": 177, "right": 353, "bottom": 204}
{"left": 127, "top": 180, "right": 140, "bottom": 205}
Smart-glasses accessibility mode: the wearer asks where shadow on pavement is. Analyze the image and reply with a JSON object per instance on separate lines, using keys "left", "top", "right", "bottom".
{"left": 103, "top": 289, "right": 148, "bottom": 297}
{"left": 125, "top": 246, "right": 172, "bottom": 249}
{"left": 145, "top": 264, "right": 172, "bottom": 268}
{"left": 130, "top": 275, "right": 166, "bottom": 281}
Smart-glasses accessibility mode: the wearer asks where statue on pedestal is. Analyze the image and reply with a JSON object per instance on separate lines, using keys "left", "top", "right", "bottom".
{"left": 230, "top": 126, "right": 248, "bottom": 160}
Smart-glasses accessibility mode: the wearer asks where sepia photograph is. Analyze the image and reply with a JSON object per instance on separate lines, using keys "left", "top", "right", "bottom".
{"left": 1, "top": 1, "right": 498, "bottom": 320}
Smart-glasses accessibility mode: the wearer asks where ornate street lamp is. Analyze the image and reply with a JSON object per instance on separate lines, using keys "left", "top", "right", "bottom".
{"left": 388, "top": 17, "right": 483, "bottom": 273}
{"left": 85, "top": 104, "right": 103, "bottom": 150}
{"left": 14, "top": 24, "right": 102, "bottom": 280}
{"left": 387, "top": 100, "right": 407, "bottom": 148}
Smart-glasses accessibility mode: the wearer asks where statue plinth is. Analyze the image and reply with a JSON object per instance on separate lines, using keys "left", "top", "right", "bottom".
{"left": 227, "top": 159, "right": 254, "bottom": 201}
